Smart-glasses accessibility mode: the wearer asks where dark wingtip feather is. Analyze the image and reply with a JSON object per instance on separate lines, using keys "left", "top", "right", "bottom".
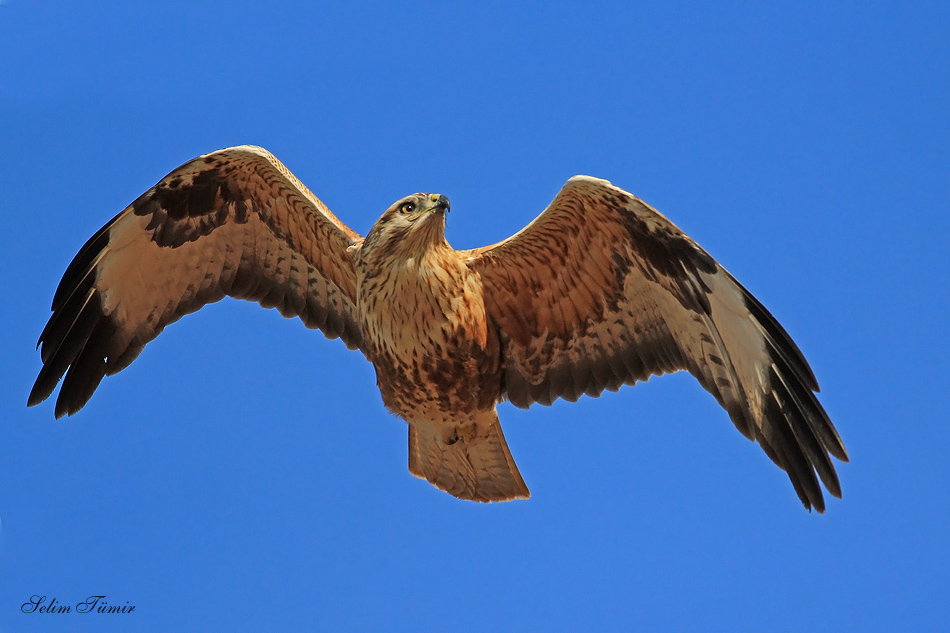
{"left": 730, "top": 273, "right": 820, "bottom": 393}
{"left": 54, "top": 313, "right": 118, "bottom": 417}
{"left": 759, "top": 382, "right": 827, "bottom": 513}
{"left": 29, "top": 289, "right": 103, "bottom": 409}
{"left": 774, "top": 346, "right": 849, "bottom": 463}
{"left": 771, "top": 367, "right": 842, "bottom": 499}
{"left": 39, "top": 272, "right": 97, "bottom": 364}
{"left": 27, "top": 376, "right": 53, "bottom": 408}
{"left": 51, "top": 213, "right": 118, "bottom": 311}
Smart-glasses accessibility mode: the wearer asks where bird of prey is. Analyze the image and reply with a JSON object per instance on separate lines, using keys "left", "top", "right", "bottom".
{"left": 29, "top": 145, "right": 848, "bottom": 511}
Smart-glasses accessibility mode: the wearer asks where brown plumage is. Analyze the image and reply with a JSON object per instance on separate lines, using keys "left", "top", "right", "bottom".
{"left": 29, "top": 145, "right": 848, "bottom": 511}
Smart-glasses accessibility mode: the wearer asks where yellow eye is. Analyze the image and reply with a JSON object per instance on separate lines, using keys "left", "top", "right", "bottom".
{"left": 400, "top": 202, "right": 415, "bottom": 215}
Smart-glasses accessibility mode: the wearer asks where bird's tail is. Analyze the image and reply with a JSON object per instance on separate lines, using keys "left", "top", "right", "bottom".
{"left": 408, "top": 410, "right": 530, "bottom": 502}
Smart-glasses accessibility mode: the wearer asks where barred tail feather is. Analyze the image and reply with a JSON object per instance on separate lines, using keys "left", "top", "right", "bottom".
{"left": 408, "top": 411, "right": 530, "bottom": 502}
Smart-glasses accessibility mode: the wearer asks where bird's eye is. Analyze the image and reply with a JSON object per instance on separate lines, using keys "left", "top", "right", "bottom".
{"left": 400, "top": 202, "right": 416, "bottom": 215}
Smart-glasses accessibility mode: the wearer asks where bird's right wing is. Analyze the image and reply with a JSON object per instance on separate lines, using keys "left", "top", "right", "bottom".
{"left": 30, "top": 145, "right": 364, "bottom": 418}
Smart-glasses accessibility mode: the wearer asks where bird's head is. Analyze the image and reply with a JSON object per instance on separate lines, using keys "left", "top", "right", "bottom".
{"left": 357, "top": 192, "right": 451, "bottom": 262}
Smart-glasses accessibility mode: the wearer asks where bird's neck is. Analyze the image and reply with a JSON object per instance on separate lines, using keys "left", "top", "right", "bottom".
{"left": 403, "top": 223, "right": 450, "bottom": 261}
{"left": 357, "top": 236, "right": 476, "bottom": 364}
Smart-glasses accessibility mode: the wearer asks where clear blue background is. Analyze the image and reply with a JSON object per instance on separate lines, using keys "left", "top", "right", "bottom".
{"left": 2, "top": 1, "right": 948, "bottom": 631}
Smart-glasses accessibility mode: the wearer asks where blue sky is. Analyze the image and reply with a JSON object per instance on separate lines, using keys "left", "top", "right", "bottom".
{"left": 1, "top": 1, "right": 948, "bottom": 631}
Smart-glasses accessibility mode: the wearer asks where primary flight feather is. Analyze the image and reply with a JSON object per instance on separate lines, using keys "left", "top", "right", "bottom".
{"left": 29, "top": 145, "right": 848, "bottom": 511}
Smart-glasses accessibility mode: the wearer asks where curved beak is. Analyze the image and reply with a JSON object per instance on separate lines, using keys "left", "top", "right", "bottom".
{"left": 408, "top": 194, "right": 450, "bottom": 221}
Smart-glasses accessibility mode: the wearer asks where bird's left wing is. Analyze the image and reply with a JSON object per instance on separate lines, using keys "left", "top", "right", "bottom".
{"left": 465, "top": 176, "right": 847, "bottom": 511}
{"left": 30, "top": 145, "right": 364, "bottom": 418}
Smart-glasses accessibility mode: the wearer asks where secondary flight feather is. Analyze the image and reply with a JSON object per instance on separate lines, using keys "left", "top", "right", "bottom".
{"left": 29, "top": 145, "right": 848, "bottom": 511}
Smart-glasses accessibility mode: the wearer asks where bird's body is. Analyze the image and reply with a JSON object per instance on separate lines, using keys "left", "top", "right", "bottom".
{"left": 361, "top": 244, "right": 493, "bottom": 420}
{"left": 355, "top": 205, "right": 530, "bottom": 499}
{"left": 29, "top": 145, "right": 847, "bottom": 510}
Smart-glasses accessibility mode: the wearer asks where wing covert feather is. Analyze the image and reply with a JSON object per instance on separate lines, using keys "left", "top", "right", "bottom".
{"left": 30, "top": 146, "right": 364, "bottom": 417}
{"left": 467, "top": 176, "right": 847, "bottom": 511}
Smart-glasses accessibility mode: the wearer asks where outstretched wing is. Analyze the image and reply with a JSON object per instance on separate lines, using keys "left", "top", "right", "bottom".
{"left": 30, "top": 145, "right": 364, "bottom": 418}
{"left": 466, "top": 176, "right": 848, "bottom": 511}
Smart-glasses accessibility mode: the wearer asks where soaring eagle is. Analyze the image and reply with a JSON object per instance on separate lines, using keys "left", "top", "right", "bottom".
{"left": 29, "top": 146, "right": 848, "bottom": 511}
